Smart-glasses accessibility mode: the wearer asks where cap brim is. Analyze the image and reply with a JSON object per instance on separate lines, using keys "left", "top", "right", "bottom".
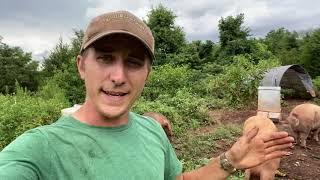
{"left": 82, "top": 30, "right": 155, "bottom": 62}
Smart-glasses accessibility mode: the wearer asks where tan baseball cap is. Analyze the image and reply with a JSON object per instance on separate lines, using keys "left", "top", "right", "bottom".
{"left": 81, "top": 10, "right": 155, "bottom": 61}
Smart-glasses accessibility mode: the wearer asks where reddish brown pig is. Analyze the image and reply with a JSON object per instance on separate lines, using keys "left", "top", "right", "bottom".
{"left": 143, "top": 112, "right": 173, "bottom": 141}
{"left": 287, "top": 103, "right": 320, "bottom": 148}
{"left": 243, "top": 115, "right": 280, "bottom": 180}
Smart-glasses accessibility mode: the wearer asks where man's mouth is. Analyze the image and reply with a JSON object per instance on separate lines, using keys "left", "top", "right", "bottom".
{"left": 101, "top": 89, "right": 128, "bottom": 96}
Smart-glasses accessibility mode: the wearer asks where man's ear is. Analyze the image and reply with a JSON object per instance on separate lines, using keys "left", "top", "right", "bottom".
{"left": 77, "top": 55, "right": 85, "bottom": 80}
{"left": 146, "top": 65, "right": 152, "bottom": 81}
{"left": 145, "top": 57, "right": 152, "bottom": 80}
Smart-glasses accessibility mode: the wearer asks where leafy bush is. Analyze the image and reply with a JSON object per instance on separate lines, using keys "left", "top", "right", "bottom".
{"left": 313, "top": 76, "right": 320, "bottom": 94}
{"left": 0, "top": 85, "right": 69, "bottom": 150}
{"left": 41, "top": 58, "right": 85, "bottom": 104}
{"left": 134, "top": 88, "right": 211, "bottom": 135}
{"left": 37, "top": 77, "right": 68, "bottom": 101}
{"left": 143, "top": 64, "right": 196, "bottom": 101}
{"left": 207, "top": 55, "right": 280, "bottom": 107}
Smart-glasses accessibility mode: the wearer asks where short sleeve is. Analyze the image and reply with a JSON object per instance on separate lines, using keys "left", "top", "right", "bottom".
{"left": 163, "top": 133, "right": 182, "bottom": 180}
{"left": 135, "top": 113, "right": 183, "bottom": 180}
{"left": 0, "top": 129, "right": 51, "bottom": 179}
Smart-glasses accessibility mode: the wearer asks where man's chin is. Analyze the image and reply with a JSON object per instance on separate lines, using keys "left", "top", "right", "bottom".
{"left": 100, "top": 109, "right": 129, "bottom": 121}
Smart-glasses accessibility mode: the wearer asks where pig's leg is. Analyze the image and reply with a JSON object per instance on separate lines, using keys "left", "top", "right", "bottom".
{"left": 314, "top": 128, "right": 320, "bottom": 143}
{"left": 300, "top": 130, "right": 310, "bottom": 148}
{"left": 294, "top": 132, "right": 300, "bottom": 145}
{"left": 314, "top": 111, "right": 320, "bottom": 143}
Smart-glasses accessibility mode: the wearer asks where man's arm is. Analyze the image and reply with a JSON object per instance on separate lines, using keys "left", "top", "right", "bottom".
{"left": 176, "top": 156, "right": 230, "bottom": 180}
{"left": 0, "top": 161, "right": 39, "bottom": 179}
{"left": 0, "top": 129, "right": 49, "bottom": 179}
{"left": 176, "top": 127, "right": 294, "bottom": 180}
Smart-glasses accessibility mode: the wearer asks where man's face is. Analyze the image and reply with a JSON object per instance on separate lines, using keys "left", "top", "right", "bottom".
{"left": 77, "top": 34, "right": 151, "bottom": 121}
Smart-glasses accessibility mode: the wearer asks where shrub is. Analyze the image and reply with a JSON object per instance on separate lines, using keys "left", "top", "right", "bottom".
{"left": 208, "top": 55, "right": 280, "bottom": 107}
{"left": 142, "top": 64, "right": 196, "bottom": 101}
{"left": 0, "top": 85, "right": 69, "bottom": 150}
{"left": 313, "top": 76, "right": 320, "bottom": 94}
{"left": 134, "top": 88, "right": 211, "bottom": 135}
{"left": 41, "top": 59, "right": 85, "bottom": 104}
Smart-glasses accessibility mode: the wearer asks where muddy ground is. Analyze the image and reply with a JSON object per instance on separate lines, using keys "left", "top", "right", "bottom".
{"left": 207, "top": 99, "right": 320, "bottom": 180}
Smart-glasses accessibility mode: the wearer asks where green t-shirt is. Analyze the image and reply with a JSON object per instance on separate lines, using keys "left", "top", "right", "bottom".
{"left": 0, "top": 112, "right": 182, "bottom": 180}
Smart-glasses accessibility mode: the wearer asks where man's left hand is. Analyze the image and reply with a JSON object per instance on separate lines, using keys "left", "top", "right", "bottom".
{"left": 225, "top": 127, "right": 294, "bottom": 170}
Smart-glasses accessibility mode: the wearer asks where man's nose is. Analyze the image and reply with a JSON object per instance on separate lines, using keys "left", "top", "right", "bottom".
{"left": 110, "top": 59, "right": 126, "bottom": 86}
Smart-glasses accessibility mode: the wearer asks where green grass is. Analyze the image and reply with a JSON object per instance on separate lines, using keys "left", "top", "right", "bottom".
{"left": 174, "top": 124, "right": 242, "bottom": 171}
{"left": 228, "top": 170, "right": 245, "bottom": 180}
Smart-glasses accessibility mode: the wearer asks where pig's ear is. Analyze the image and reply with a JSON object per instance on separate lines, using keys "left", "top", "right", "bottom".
{"left": 289, "top": 113, "right": 299, "bottom": 126}
{"left": 293, "top": 118, "right": 299, "bottom": 126}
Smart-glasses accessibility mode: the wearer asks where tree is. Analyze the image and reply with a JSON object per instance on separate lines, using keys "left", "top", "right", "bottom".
{"left": 218, "top": 14, "right": 250, "bottom": 48}
{"left": 70, "top": 29, "right": 84, "bottom": 57}
{"left": 43, "top": 58, "right": 85, "bottom": 104}
{"left": 264, "top": 28, "right": 301, "bottom": 65}
{"left": 42, "top": 38, "right": 73, "bottom": 77}
{"left": 146, "top": 4, "right": 186, "bottom": 65}
{"left": 198, "top": 40, "right": 215, "bottom": 60}
{"left": 42, "top": 30, "right": 83, "bottom": 78}
{"left": 169, "top": 40, "right": 218, "bottom": 70}
{"left": 0, "top": 42, "right": 39, "bottom": 94}
{"left": 300, "top": 28, "right": 320, "bottom": 78}
{"left": 217, "top": 14, "right": 253, "bottom": 64}
{"left": 40, "top": 30, "right": 85, "bottom": 103}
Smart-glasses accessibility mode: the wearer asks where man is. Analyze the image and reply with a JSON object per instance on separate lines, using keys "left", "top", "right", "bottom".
{"left": 0, "top": 10, "right": 293, "bottom": 179}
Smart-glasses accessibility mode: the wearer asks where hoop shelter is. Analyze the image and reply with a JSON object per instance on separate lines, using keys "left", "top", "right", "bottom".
{"left": 260, "top": 64, "right": 316, "bottom": 98}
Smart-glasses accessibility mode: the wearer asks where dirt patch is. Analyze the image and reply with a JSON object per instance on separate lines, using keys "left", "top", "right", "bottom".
{"left": 278, "top": 140, "right": 320, "bottom": 180}
{"left": 207, "top": 99, "right": 320, "bottom": 180}
{"left": 208, "top": 108, "right": 257, "bottom": 124}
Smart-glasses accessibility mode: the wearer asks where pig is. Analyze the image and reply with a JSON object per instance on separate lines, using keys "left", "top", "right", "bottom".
{"left": 287, "top": 103, "right": 320, "bottom": 148}
{"left": 243, "top": 115, "right": 280, "bottom": 180}
{"left": 143, "top": 112, "right": 173, "bottom": 141}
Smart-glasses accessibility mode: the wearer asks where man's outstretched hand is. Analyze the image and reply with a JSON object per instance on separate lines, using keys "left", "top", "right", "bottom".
{"left": 225, "top": 127, "right": 294, "bottom": 170}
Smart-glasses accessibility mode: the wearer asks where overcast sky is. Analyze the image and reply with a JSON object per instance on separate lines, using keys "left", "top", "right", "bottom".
{"left": 1, "top": 0, "right": 319, "bottom": 61}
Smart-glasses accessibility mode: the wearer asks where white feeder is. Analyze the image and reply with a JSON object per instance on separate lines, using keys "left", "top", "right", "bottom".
{"left": 257, "top": 86, "right": 281, "bottom": 122}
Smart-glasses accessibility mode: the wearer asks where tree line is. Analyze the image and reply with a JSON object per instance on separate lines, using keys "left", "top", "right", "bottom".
{"left": 1, "top": 4, "right": 320, "bottom": 101}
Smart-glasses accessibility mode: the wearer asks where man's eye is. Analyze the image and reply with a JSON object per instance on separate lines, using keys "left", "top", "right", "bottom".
{"left": 97, "top": 55, "right": 112, "bottom": 62}
{"left": 127, "top": 57, "right": 144, "bottom": 67}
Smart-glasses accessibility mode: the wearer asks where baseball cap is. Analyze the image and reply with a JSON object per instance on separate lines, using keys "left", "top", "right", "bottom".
{"left": 81, "top": 10, "right": 155, "bottom": 61}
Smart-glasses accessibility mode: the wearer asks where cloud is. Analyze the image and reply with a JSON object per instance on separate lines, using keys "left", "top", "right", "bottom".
{"left": 0, "top": 0, "right": 90, "bottom": 28}
{"left": 85, "top": 0, "right": 152, "bottom": 20}
{"left": 0, "top": 0, "right": 92, "bottom": 61}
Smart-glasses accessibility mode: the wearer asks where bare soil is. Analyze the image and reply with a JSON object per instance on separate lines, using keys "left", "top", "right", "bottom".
{"left": 206, "top": 99, "right": 320, "bottom": 180}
